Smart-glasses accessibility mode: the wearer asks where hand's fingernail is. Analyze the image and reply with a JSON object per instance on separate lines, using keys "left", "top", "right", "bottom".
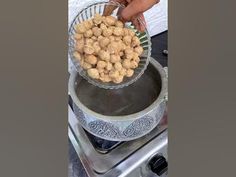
{"left": 140, "top": 26, "right": 145, "bottom": 32}
{"left": 137, "top": 25, "right": 142, "bottom": 32}
{"left": 119, "top": 16, "right": 126, "bottom": 23}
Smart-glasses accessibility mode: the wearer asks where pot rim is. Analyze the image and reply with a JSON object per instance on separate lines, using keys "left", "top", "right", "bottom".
{"left": 75, "top": 117, "right": 165, "bottom": 141}
{"left": 69, "top": 58, "right": 168, "bottom": 121}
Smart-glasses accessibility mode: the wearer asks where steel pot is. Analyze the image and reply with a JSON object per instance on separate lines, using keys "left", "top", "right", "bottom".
{"left": 69, "top": 58, "right": 168, "bottom": 141}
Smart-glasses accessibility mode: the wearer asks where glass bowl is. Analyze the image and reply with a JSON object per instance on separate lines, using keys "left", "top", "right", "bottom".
{"left": 68, "top": 1, "right": 152, "bottom": 89}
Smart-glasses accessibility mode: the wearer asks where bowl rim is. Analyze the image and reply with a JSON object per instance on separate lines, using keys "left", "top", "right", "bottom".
{"left": 69, "top": 58, "right": 168, "bottom": 121}
{"left": 68, "top": 0, "right": 152, "bottom": 89}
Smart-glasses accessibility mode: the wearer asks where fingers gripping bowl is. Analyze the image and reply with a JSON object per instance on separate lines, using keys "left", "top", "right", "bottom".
{"left": 68, "top": 1, "right": 152, "bottom": 89}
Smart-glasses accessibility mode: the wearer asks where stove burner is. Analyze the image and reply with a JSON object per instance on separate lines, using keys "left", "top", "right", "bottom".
{"left": 84, "top": 129, "right": 123, "bottom": 153}
{"left": 69, "top": 96, "right": 123, "bottom": 153}
{"left": 68, "top": 104, "right": 168, "bottom": 176}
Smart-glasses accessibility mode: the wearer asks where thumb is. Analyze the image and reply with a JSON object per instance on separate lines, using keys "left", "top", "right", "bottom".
{"left": 103, "top": 0, "right": 127, "bottom": 16}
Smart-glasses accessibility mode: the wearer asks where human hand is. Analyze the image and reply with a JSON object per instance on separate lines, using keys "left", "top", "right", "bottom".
{"left": 103, "top": 0, "right": 160, "bottom": 32}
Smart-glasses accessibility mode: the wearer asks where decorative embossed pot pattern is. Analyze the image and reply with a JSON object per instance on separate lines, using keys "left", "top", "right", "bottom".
{"left": 69, "top": 59, "right": 168, "bottom": 141}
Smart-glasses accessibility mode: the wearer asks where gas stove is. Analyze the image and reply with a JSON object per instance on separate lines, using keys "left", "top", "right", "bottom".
{"left": 68, "top": 101, "right": 168, "bottom": 177}
{"left": 68, "top": 31, "right": 168, "bottom": 177}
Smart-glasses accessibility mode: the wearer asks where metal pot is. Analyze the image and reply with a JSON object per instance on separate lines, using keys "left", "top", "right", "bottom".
{"left": 69, "top": 58, "right": 168, "bottom": 141}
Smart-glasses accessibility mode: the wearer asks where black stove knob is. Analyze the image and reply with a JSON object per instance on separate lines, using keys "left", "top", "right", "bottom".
{"left": 162, "top": 50, "right": 168, "bottom": 56}
{"left": 149, "top": 154, "right": 168, "bottom": 176}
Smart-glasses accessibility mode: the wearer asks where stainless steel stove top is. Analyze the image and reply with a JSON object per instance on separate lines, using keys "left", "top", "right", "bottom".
{"left": 68, "top": 104, "right": 168, "bottom": 177}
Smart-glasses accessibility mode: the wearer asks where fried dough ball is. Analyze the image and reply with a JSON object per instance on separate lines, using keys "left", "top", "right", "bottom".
{"left": 85, "top": 54, "right": 97, "bottom": 65}
{"left": 119, "top": 51, "right": 124, "bottom": 57}
{"left": 98, "top": 68, "right": 105, "bottom": 74}
{"left": 97, "top": 36, "right": 104, "bottom": 41}
{"left": 92, "top": 27, "right": 102, "bottom": 36}
{"left": 82, "top": 62, "right": 92, "bottom": 70}
{"left": 122, "top": 59, "right": 131, "bottom": 69}
{"left": 74, "top": 33, "right": 83, "bottom": 40}
{"left": 100, "top": 74, "right": 111, "bottom": 82}
{"left": 104, "top": 69, "right": 109, "bottom": 74}
{"left": 98, "top": 50, "right": 110, "bottom": 61}
{"left": 109, "top": 26, "right": 116, "bottom": 31}
{"left": 100, "top": 23, "right": 107, "bottom": 30}
{"left": 85, "top": 38, "right": 94, "bottom": 45}
{"left": 130, "top": 60, "right": 138, "bottom": 69}
{"left": 109, "top": 70, "right": 119, "bottom": 79}
{"left": 96, "top": 60, "right": 107, "bottom": 69}
{"left": 133, "top": 52, "right": 140, "bottom": 63}
{"left": 93, "top": 42, "right": 101, "bottom": 53}
{"left": 105, "top": 16, "right": 116, "bottom": 26}
{"left": 132, "top": 36, "right": 140, "bottom": 47}
{"left": 125, "top": 47, "right": 133, "bottom": 54}
{"left": 132, "top": 52, "right": 139, "bottom": 60}
{"left": 76, "top": 38, "right": 84, "bottom": 44}
{"left": 123, "top": 28, "right": 129, "bottom": 36}
{"left": 79, "top": 58, "right": 84, "bottom": 66}
{"left": 113, "top": 27, "right": 123, "bottom": 36}
{"left": 114, "top": 36, "right": 122, "bottom": 41}
{"left": 100, "top": 72, "right": 105, "bottom": 77}
{"left": 119, "top": 42, "right": 126, "bottom": 51}
{"left": 108, "top": 35, "right": 115, "bottom": 41}
{"left": 119, "top": 68, "right": 127, "bottom": 76}
{"left": 84, "top": 45, "right": 94, "bottom": 54}
{"left": 107, "top": 41, "right": 120, "bottom": 54}
{"left": 126, "top": 53, "right": 134, "bottom": 60}
{"left": 91, "top": 36, "right": 97, "bottom": 41}
{"left": 104, "top": 77, "right": 112, "bottom": 82}
{"left": 93, "top": 13, "right": 103, "bottom": 25}
{"left": 110, "top": 55, "right": 121, "bottom": 63}
{"left": 123, "top": 35, "right": 132, "bottom": 45}
{"left": 87, "top": 68, "right": 99, "bottom": 79}
{"left": 101, "top": 16, "right": 107, "bottom": 24}
{"left": 115, "top": 20, "right": 124, "bottom": 28}
{"left": 75, "top": 44, "right": 84, "bottom": 53}
{"left": 124, "top": 48, "right": 134, "bottom": 59}
{"left": 135, "top": 57, "right": 140, "bottom": 63}
{"left": 113, "top": 75, "right": 124, "bottom": 83}
{"left": 84, "top": 29, "right": 93, "bottom": 38}
{"left": 134, "top": 46, "right": 143, "bottom": 56}
{"left": 128, "top": 29, "right": 136, "bottom": 37}
{"left": 73, "top": 52, "right": 82, "bottom": 61}
{"left": 76, "top": 23, "right": 86, "bottom": 34}
{"left": 75, "top": 39, "right": 84, "bottom": 53}
{"left": 106, "top": 62, "right": 113, "bottom": 71}
{"left": 99, "top": 37, "right": 110, "bottom": 48}
{"left": 83, "top": 20, "right": 93, "bottom": 30}
{"left": 114, "top": 62, "right": 123, "bottom": 71}
{"left": 126, "top": 69, "right": 134, "bottom": 77}
{"left": 103, "top": 27, "right": 113, "bottom": 37}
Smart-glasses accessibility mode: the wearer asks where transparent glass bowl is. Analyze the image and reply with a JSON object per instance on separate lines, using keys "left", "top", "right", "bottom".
{"left": 68, "top": 1, "right": 152, "bottom": 89}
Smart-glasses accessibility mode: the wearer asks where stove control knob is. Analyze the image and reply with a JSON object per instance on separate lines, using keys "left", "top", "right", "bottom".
{"left": 148, "top": 154, "right": 168, "bottom": 176}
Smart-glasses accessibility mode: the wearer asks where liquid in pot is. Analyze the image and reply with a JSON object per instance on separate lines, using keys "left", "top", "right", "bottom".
{"left": 76, "top": 64, "right": 162, "bottom": 116}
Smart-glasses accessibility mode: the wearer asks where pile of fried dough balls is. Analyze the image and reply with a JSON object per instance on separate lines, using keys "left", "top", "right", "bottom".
{"left": 73, "top": 13, "right": 143, "bottom": 84}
